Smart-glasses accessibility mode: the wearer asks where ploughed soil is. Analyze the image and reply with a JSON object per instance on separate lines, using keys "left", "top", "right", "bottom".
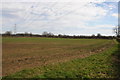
{"left": 2, "top": 40, "right": 114, "bottom": 76}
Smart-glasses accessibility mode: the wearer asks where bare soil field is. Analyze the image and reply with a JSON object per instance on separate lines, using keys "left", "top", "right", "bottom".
{"left": 2, "top": 37, "right": 114, "bottom": 76}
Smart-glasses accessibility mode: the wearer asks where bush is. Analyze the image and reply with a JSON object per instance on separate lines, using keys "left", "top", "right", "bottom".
{"left": 116, "top": 38, "right": 120, "bottom": 43}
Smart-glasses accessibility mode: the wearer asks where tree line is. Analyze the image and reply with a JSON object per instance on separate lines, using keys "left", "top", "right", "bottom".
{"left": 1, "top": 31, "right": 115, "bottom": 39}
{"left": 1, "top": 25, "right": 119, "bottom": 40}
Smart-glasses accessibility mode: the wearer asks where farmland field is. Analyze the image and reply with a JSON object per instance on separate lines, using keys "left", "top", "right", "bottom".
{"left": 2, "top": 37, "right": 120, "bottom": 79}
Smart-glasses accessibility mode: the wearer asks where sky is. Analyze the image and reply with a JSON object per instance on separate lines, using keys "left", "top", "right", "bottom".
{"left": 0, "top": 0, "right": 119, "bottom": 36}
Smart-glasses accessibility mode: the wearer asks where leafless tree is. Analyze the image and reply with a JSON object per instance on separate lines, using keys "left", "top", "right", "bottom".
{"left": 42, "top": 31, "right": 54, "bottom": 37}
{"left": 42, "top": 31, "right": 48, "bottom": 36}
{"left": 113, "top": 25, "right": 120, "bottom": 37}
{"left": 4, "top": 31, "right": 12, "bottom": 36}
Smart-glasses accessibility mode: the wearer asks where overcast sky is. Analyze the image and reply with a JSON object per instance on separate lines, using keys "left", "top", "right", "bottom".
{"left": 0, "top": 0, "right": 118, "bottom": 36}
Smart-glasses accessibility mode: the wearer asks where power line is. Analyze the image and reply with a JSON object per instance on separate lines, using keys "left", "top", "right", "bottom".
{"left": 14, "top": 24, "right": 16, "bottom": 34}
{"left": 18, "top": 3, "right": 82, "bottom": 33}
{"left": 16, "top": 3, "right": 38, "bottom": 32}
{"left": 18, "top": 2, "right": 38, "bottom": 25}
{"left": 24, "top": 3, "right": 69, "bottom": 28}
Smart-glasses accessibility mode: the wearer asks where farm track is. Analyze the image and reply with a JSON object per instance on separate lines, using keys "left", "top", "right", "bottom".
{"left": 2, "top": 38, "right": 114, "bottom": 76}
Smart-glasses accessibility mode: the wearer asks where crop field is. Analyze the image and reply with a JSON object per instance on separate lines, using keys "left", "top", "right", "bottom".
{"left": 2, "top": 37, "right": 120, "bottom": 79}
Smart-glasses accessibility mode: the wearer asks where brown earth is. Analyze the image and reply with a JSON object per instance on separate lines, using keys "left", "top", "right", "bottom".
{"left": 2, "top": 39, "right": 114, "bottom": 76}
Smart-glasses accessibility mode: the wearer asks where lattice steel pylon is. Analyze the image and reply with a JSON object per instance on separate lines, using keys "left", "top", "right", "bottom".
{"left": 14, "top": 24, "right": 16, "bottom": 34}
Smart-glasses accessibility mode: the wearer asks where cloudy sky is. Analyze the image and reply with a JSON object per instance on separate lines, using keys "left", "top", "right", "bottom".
{"left": 0, "top": 1, "right": 118, "bottom": 36}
